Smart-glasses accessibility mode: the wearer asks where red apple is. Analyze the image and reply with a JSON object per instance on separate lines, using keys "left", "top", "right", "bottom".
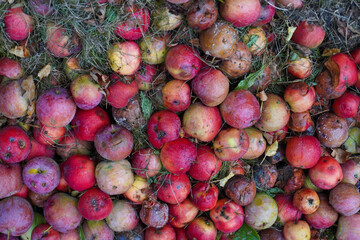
{"left": 14, "top": 184, "right": 28, "bottom": 199}
{"left": 0, "top": 162, "right": 22, "bottom": 199}
{"left": 72, "top": 107, "right": 110, "bottom": 141}
{"left": 186, "top": 217, "right": 217, "bottom": 240}
{"left": 4, "top": 6, "right": 33, "bottom": 41}
{"left": 27, "top": 137, "right": 55, "bottom": 160}
{"left": 155, "top": 173, "right": 191, "bottom": 204}
{"left": 210, "top": 198, "right": 244, "bottom": 233}
{"left": 131, "top": 148, "right": 161, "bottom": 178}
{"left": 0, "top": 125, "right": 31, "bottom": 164}
{"left": 55, "top": 130, "right": 92, "bottom": 160}
{"left": 351, "top": 47, "right": 360, "bottom": 65}
{"left": 106, "top": 76, "right": 138, "bottom": 108}
{"left": 287, "top": 56, "right": 312, "bottom": 79}
{"left": 182, "top": 102, "right": 222, "bottom": 142}
{"left": 165, "top": 45, "right": 201, "bottom": 81}
{"left": 0, "top": 58, "right": 23, "bottom": 79}
{"left": 33, "top": 120, "right": 65, "bottom": 146}
{"left": 36, "top": 87, "right": 77, "bottom": 128}
{"left": 70, "top": 74, "right": 103, "bottom": 110}
{"left": 291, "top": 21, "right": 325, "bottom": 48}
{"left": 191, "top": 182, "right": 219, "bottom": 212}
{"left": 336, "top": 214, "right": 360, "bottom": 240}
{"left": 169, "top": 198, "right": 198, "bottom": 228}
{"left": 252, "top": 0, "right": 276, "bottom": 27}
{"left": 31, "top": 223, "right": 60, "bottom": 240}
{"left": 147, "top": 110, "right": 181, "bottom": 149}
{"left": 56, "top": 162, "right": 69, "bottom": 192}
{"left": 108, "top": 41, "right": 141, "bottom": 75}
{"left": 63, "top": 154, "right": 95, "bottom": 191}
{"left": 286, "top": 135, "right": 321, "bottom": 169}
{"left": 332, "top": 91, "right": 360, "bottom": 118}
{"left": 293, "top": 188, "right": 320, "bottom": 214}
{"left": 78, "top": 188, "right": 113, "bottom": 221}
{"left": 114, "top": 5, "right": 150, "bottom": 40}
{"left": 140, "top": 199, "right": 169, "bottom": 228}
{"left": 162, "top": 80, "right": 191, "bottom": 112}
{"left": 274, "top": 194, "right": 302, "bottom": 225}
{"left": 213, "top": 128, "right": 249, "bottom": 161}
{"left": 329, "top": 183, "right": 360, "bottom": 216}
{"left": 242, "top": 127, "right": 266, "bottom": 159}
{"left": 309, "top": 156, "right": 343, "bottom": 190}
{"left": 187, "top": 0, "right": 218, "bottom": 30}
{"left": 284, "top": 82, "right": 316, "bottom": 112}
{"left": 145, "top": 224, "right": 176, "bottom": 240}
{"left": 277, "top": 0, "right": 303, "bottom": 9}
{"left": 341, "top": 158, "right": 360, "bottom": 185}
{"left": 220, "top": 0, "right": 261, "bottom": 27}
{"left": 134, "top": 63, "right": 157, "bottom": 91}
{"left": 188, "top": 145, "right": 221, "bottom": 181}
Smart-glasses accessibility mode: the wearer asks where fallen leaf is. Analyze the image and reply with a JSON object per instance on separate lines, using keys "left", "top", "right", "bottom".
{"left": 322, "top": 48, "right": 341, "bottom": 57}
{"left": 26, "top": 102, "right": 36, "bottom": 118}
{"left": 286, "top": 26, "right": 297, "bottom": 42}
{"left": 219, "top": 171, "right": 235, "bottom": 187}
{"left": 263, "top": 132, "right": 274, "bottom": 145}
{"left": 96, "top": 5, "right": 107, "bottom": 24}
{"left": 265, "top": 140, "right": 278, "bottom": 157}
{"left": 84, "top": 19, "right": 97, "bottom": 26}
{"left": 21, "top": 76, "right": 36, "bottom": 118}
{"left": 189, "top": 38, "right": 200, "bottom": 47}
{"left": 331, "top": 148, "right": 351, "bottom": 164}
{"left": 9, "top": 46, "right": 30, "bottom": 58}
{"left": 256, "top": 90, "right": 268, "bottom": 101}
{"left": 38, "top": 64, "right": 52, "bottom": 80}
{"left": 90, "top": 68, "right": 110, "bottom": 88}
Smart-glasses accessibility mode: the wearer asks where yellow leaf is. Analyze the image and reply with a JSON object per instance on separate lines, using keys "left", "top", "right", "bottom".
{"left": 28, "top": 169, "right": 38, "bottom": 175}
{"left": 256, "top": 90, "right": 268, "bottom": 102}
{"left": 38, "top": 64, "right": 52, "bottom": 80}
{"left": 9, "top": 46, "right": 30, "bottom": 58}
{"left": 219, "top": 171, "right": 235, "bottom": 187}
{"left": 286, "top": 27, "right": 297, "bottom": 42}
{"left": 322, "top": 48, "right": 341, "bottom": 57}
{"left": 265, "top": 140, "right": 278, "bottom": 157}
{"left": 21, "top": 76, "right": 36, "bottom": 102}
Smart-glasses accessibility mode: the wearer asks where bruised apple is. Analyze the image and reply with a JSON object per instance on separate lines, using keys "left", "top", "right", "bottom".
{"left": 284, "top": 82, "right": 316, "bottom": 113}
{"left": 287, "top": 55, "right": 312, "bottom": 79}
{"left": 155, "top": 173, "right": 191, "bottom": 204}
{"left": 188, "top": 145, "right": 221, "bottom": 181}
{"left": 224, "top": 175, "right": 256, "bottom": 206}
{"left": 243, "top": 27, "right": 267, "bottom": 56}
{"left": 140, "top": 35, "right": 170, "bottom": 65}
{"left": 70, "top": 74, "right": 102, "bottom": 110}
{"left": 182, "top": 102, "right": 222, "bottom": 142}
{"left": 124, "top": 175, "right": 151, "bottom": 204}
{"left": 220, "top": 42, "right": 252, "bottom": 79}
{"left": 309, "top": 156, "right": 343, "bottom": 190}
{"left": 153, "top": 7, "right": 182, "bottom": 31}
{"left": 106, "top": 200, "right": 138, "bottom": 232}
{"left": 191, "top": 182, "right": 219, "bottom": 212}
{"left": 252, "top": 0, "right": 276, "bottom": 26}
{"left": 187, "top": 0, "right": 218, "bottom": 30}
{"left": 0, "top": 58, "right": 23, "bottom": 79}
{"left": 286, "top": 135, "right": 321, "bottom": 169}
{"left": 140, "top": 199, "right": 169, "bottom": 228}
{"left": 291, "top": 21, "right": 325, "bottom": 49}
{"left": 293, "top": 188, "right": 320, "bottom": 215}
{"left": 78, "top": 188, "right": 113, "bottom": 221}
{"left": 316, "top": 113, "right": 348, "bottom": 148}
{"left": 108, "top": 41, "right": 141, "bottom": 75}
{"left": 162, "top": 80, "right": 191, "bottom": 112}
{"left": 186, "top": 217, "right": 217, "bottom": 240}
{"left": 134, "top": 64, "right": 157, "bottom": 91}
{"left": 220, "top": 0, "right": 261, "bottom": 27}
{"left": 210, "top": 198, "right": 244, "bottom": 233}
{"left": 131, "top": 148, "right": 161, "bottom": 178}
{"left": 213, "top": 128, "right": 249, "bottom": 161}
{"left": 315, "top": 70, "right": 345, "bottom": 99}
{"left": 31, "top": 223, "right": 60, "bottom": 240}
{"left": 283, "top": 220, "right": 311, "bottom": 240}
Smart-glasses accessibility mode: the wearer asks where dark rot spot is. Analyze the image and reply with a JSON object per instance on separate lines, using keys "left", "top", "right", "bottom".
{"left": 157, "top": 131, "right": 166, "bottom": 140}
{"left": 4, "top": 152, "right": 11, "bottom": 159}
{"left": 9, "top": 137, "right": 15, "bottom": 143}
{"left": 18, "top": 140, "right": 26, "bottom": 149}
{"left": 42, "top": 182, "right": 46, "bottom": 187}
{"left": 176, "top": 185, "right": 181, "bottom": 190}
{"left": 173, "top": 100, "right": 179, "bottom": 105}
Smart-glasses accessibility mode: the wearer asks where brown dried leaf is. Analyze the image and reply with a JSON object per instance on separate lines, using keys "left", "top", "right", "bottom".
{"left": 263, "top": 132, "right": 274, "bottom": 145}
{"left": 84, "top": 19, "right": 97, "bottom": 26}
{"left": 322, "top": 48, "right": 341, "bottom": 57}
{"left": 26, "top": 102, "right": 36, "bottom": 118}
{"left": 337, "top": 20, "right": 348, "bottom": 38}
{"left": 189, "top": 38, "right": 200, "bottom": 48}
{"left": 9, "top": 46, "right": 30, "bottom": 58}
{"left": 256, "top": 90, "right": 268, "bottom": 101}
{"left": 97, "top": 5, "right": 106, "bottom": 24}
{"left": 90, "top": 68, "right": 110, "bottom": 88}
{"left": 38, "top": 64, "right": 51, "bottom": 80}
{"left": 331, "top": 148, "right": 351, "bottom": 164}
{"left": 21, "top": 76, "right": 36, "bottom": 102}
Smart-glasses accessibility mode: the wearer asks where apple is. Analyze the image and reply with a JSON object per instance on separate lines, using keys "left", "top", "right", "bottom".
{"left": 169, "top": 198, "right": 198, "bottom": 228}
{"left": 131, "top": 148, "right": 161, "bottom": 178}
{"left": 329, "top": 183, "right": 360, "bottom": 216}
{"left": 0, "top": 58, "right": 23, "bottom": 79}
{"left": 287, "top": 111, "right": 312, "bottom": 132}
{"left": 253, "top": 163, "right": 278, "bottom": 189}
{"left": 165, "top": 45, "right": 201, "bottom": 81}
{"left": 293, "top": 188, "right": 320, "bottom": 214}
{"left": 33, "top": 120, "right": 65, "bottom": 146}
{"left": 145, "top": 224, "right": 176, "bottom": 240}
{"left": 4, "top": 6, "right": 33, "bottom": 41}
{"left": 140, "top": 199, "right": 169, "bottom": 228}
{"left": 0, "top": 125, "right": 31, "bottom": 164}
{"left": 182, "top": 102, "right": 222, "bottom": 142}
{"left": 55, "top": 130, "right": 92, "bottom": 160}
{"left": 242, "top": 127, "right": 266, "bottom": 159}
{"left": 224, "top": 175, "right": 256, "bottom": 206}
{"left": 31, "top": 223, "right": 60, "bottom": 240}
{"left": 277, "top": 0, "right": 302, "bottom": 9}
{"left": 274, "top": 194, "right": 302, "bottom": 225}
{"left": 309, "top": 156, "right": 343, "bottom": 190}
{"left": 316, "top": 113, "right": 348, "bottom": 148}
{"left": 283, "top": 220, "right": 310, "bottom": 240}
{"left": 336, "top": 214, "right": 360, "bottom": 240}
{"left": 0, "top": 162, "right": 22, "bottom": 199}
{"left": 29, "top": 0, "right": 54, "bottom": 16}
{"left": 291, "top": 21, "right": 325, "bottom": 48}
{"left": 106, "top": 200, "right": 138, "bottom": 232}
{"left": 153, "top": 7, "right": 183, "bottom": 31}
{"left": 341, "top": 158, "right": 360, "bottom": 185}
{"left": 139, "top": 34, "right": 170, "bottom": 65}
{"left": 147, "top": 110, "right": 181, "bottom": 149}
{"left": 106, "top": 76, "right": 138, "bottom": 108}
{"left": 191, "top": 182, "right": 219, "bottom": 211}
{"left": 82, "top": 220, "right": 114, "bottom": 240}
{"left": 134, "top": 64, "right": 157, "bottom": 90}
{"left": 63, "top": 154, "right": 95, "bottom": 191}
{"left": 186, "top": 217, "right": 217, "bottom": 240}
{"left": 284, "top": 82, "right": 316, "bottom": 112}
{"left": 188, "top": 145, "right": 221, "bottom": 181}
{"left": 243, "top": 27, "right": 267, "bottom": 55}
{"left": 213, "top": 128, "right": 249, "bottom": 161}
{"left": 187, "top": 0, "right": 218, "bottom": 30}
{"left": 286, "top": 135, "right": 321, "bottom": 169}
{"left": 108, "top": 41, "right": 141, "bottom": 75}
{"left": 287, "top": 55, "right": 312, "bottom": 79}
{"left": 155, "top": 173, "right": 191, "bottom": 204}
{"left": 332, "top": 91, "right": 360, "bottom": 118}
{"left": 210, "top": 198, "right": 244, "bottom": 233}
{"left": 70, "top": 74, "right": 102, "bottom": 110}
{"left": 252, "top": 0, "right": 275, "bottom": 26}
{"left": 315, "top": 69, "right": 346, "bottom": 99}
{"left": 162, "top": 80, "right": 191, "bottom": 112}
{"left": 220, "top": 0, "right": 261, "bottom": 27}
{"left": 124, "top": 175, "right": 151, "bottom": 204}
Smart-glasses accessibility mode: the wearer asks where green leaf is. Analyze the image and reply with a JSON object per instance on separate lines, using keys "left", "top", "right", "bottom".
{"left": 78, "top": 225, "right": 86, "bottom": 240}
{"left": 235, "top": 64, "right": 267, "bottom": 90}
{"left": 264, "top": 187, "right": 284, "bottom": 198}
{"left": 246, "top": 35, "right": 259, "bottom": 48}
{"left": 21, "top": 212, "right": 46, "bottom": 240}
{"left": 232, "top": 223, "right": 260, "bottom": 240}
{"left": 140, "top": 91, "right": 153, "bottom": 120}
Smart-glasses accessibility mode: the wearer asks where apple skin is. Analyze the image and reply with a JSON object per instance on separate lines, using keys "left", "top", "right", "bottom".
{"left": 277, "top": 0, "right": 303, "bottom": 9}
{"left": 274, "top": 194, "right": 302, "bottom": 225}
{"left": 0, "top": 125, "right": 31, "bottom": 164}
{"left": 70, "top": 74, "right": 102, "bottom": 110}
{"left": 187, "top": 0, "right": 218, "bottom": 31}
{"left": 106, "top": 200, "right": 138, "bottom": 233}
{"left": 0, "top": 57, "right": 23, "bottom": 79}
{"left": 191, "top": 182, "right": 219, "bottom": 212}
{"left": 14, "top": 184, "right": 28, "bottom": 199}
{"left": 147, "top": 110, "right": 181, "bottom": 149}
{"left": 94, "top": 124, "right": 133, "bottom": 161}
{"left": 55, "top": 130, "right": 92, "bottom": 160}
{"left": 63, "top": 154, "right": 95, "bottom": 191}
{"left": 0, "top": 79, "right": 29, "bottom": 119}
{"left": 286, "top": 135, "right": 321, "bottom": 169}
{"left": 283, "top": 220, "right": 311, "bottom": 240}
{"left": 182, "top": 102, "right": 222, "bottom": 142}
{"left": 188, "top": 145, "right": 221, "bottom": 181}
{"left": 29, "top": 0, "right": 54, "bottom": 16}
{"left": 108, "top": 41, "right": 141, "bottom": 75}
{"left": 245, "top": 194, "right": 278, "bottom": 230}
{"left": 22, "top": 156, "right": 60, "bottom": 194}
{"left": 329, "top": 183, "right": 360, "bottom": 216}
{"left": 82, "top": 220, "right": 114, "bottom": 240}
{"left": 4, "top": 6, "right": 34, "bottom": 41}
{"left": 186, "top": 217, "right": 217, "bottom": 240}
{"left": 145, "top": 224, "right": 176, "bottom": 240}
{"left": 252, "top": 0, "right": 275, "bottom": 27}
{"left": 210, "top": 198, "right": 244, "bottom": 233}
{"left": 293, "top": 188, "right": 320, "bottom": 215}
{"left": 31, "top": 223, "right": 60, "bottom": 240}
{"left": 284, "top": 82, "right": 316, "bottom": 113}
{"left": 192, "top": 68, "right": 230, "bottom": 107}
{"left": 72, "top": 107, "right": 110, "bottom": 141}
{"left": 33, "top": 120, "right": 65, "bottom": 146}
{"left": 131, "top": 148, "right": 161, "bottom": 178}
{"left": 140, "top": 35, "right": 170, "bottom": 65}
{"left": 325, "top": 53, "right": 358, "bottom": 91}
{"left": 287, "top": 56, "right": 312, "bottom": 79}
{"left": 124, "top": 175, "right": 151, "bottom": 204}
{"left": 341, "top": 158, "right": 360, "bottom": 185}
{"left": 162, "top": 80, "right": 191, "bottom": 112}
{"left": 0, "top": 162, "right": 22, "bottom": 199}
{"left": 114, "top": 5, "right": 150, "bottom": 40}
{"left": 155, "top": 173, "right": 191, "bottom": 204}
{"left": 165, "top": 45, "right": 202, "bottom": 81}
{"left": 134, "top": 64, "right": 157, "bottom": 91}
{"left": 36, "top": 87, "right": 77, "bottom": 128}
{"left": 291, "top": 21, "right": 325, "bottom": 48}
{"left": 168, "top": 198, "right": 199, "bottom": 228}
{"left": 213, "top": 128, "right": 249, "bottom": 161}
{"left": 287, "top": 111, "right": 312, "bottom": 132}
{"left": 106, "top": 78, "right": 138, "bottom": 108}
{"left": 336, "top": 214, "right": 360, "bottom": 240}
{"left": 220, "top": 0, "right": 261, "bottom": 28}
{"left": 304, "top": 193, "right": 338, "bottom": 229}
{"left": 220, "top": 90, "right": 260, "bottom": 129}
{"left": 44, "top": 193, "right": 83, "bottom": 233}
{"left": 160, "top": 138, "right": 197, "bottom": 174}
{"left": 243, "top": 27, "right": 267, "bottom": 56}
{"left": 332, "top": 91, "right": 360, "bottom": 118}
{"left": 78, "top": 188, "right": 113, "bottom": 221}
{"left": 309, "top": 156, "right": 343, "bottom": 190}
{"left": 242, "top": 127, "right": 266, "bottom": 160}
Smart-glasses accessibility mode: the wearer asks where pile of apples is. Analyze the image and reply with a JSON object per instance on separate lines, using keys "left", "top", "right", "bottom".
{"left": 0, "top": 0, "right": 360, "bottom": 240}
